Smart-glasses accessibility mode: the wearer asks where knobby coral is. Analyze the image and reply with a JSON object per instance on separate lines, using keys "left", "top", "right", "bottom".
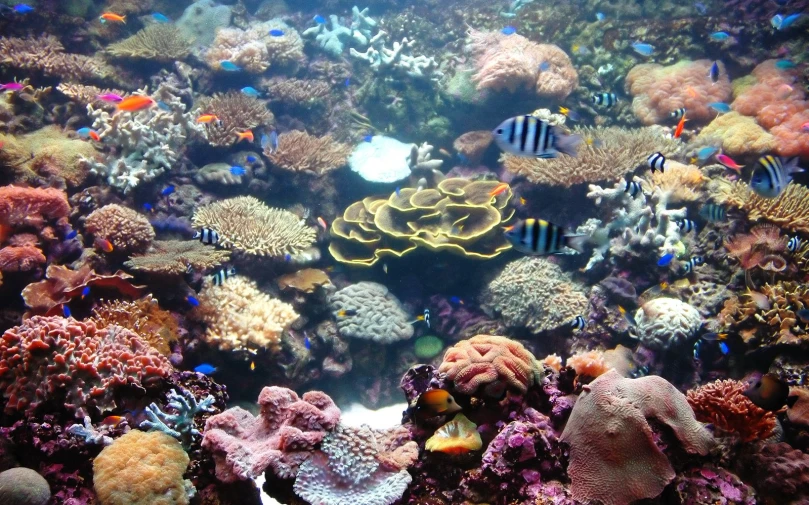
{"left": 107, "top": 24, "right": 191, "bottom": 62}
{"left": 719, "top": 281, "right": 809, "bottom": 347}
{"left": 84, "top": 203, "right": 155, "bottom": 255}
{"left": 196, "top": 92, "right": 274, "bottom": 147}
{"left": 265, "top": 130, "right": 352, "bottom": 176}
{"left": 687, "top": 379, "right": 776, "bottom": 442}
{"left": 124, "top": 240, "right": 231, "bottom": 276}
{"left": 696, "top": 111, "right": 777, "bottom": 157}
{"left": 328, "top": 281, "right": 413, "bottom": 344}
{"left": 633, "top": 297, "right": 702, "bottom": 351}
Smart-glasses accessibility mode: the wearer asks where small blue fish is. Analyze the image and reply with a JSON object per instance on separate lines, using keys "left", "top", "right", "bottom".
{"left": 772, "top": 14, "right": 784, "bottom": 29}
{"left": 697, "top": 145, "right": 719, "bottom": 161}
{"left": 161, "top": 185, "right": 175, "bottom": 196}
{"left": 156, "top": 101, "right": 171, "bottom": 111}
{"left": 344, "top": 78, "right": 350, "bottom": 87}
{"left": 631, "top": 42, "right": 654, "bottom": 56}
{"left": 304, "top": 337, "right": 311, "bottom": 350}
{"left": 13, "top": 4, "right": 34, "bottom": 13}
{"left": 449, "top": 296, "right": 464, "bottom": 305}
{"left": 395, "top": 187, "right": 401, "bottom": 197}
{"left": 76, "top": 127, "right": 92, "bottom": 138}
{"left": 246, "top": 155, "right": 257, "bottom": 163}
{"left": 186, "top": 295, "right": 199, "bottom": 307}
{"left": 284, "top": 253, "right": 292, "bottom": 262}
{"left": 66, "top": 229, "right": 78, "bottom": 240}
{"left": 501, "top": 25, "right": 517, "bottom": 35}
{"left": 775, "top": 59, "right": 796, "bottom": 69}
{"left": 230, "top": 166, "right": 246, "bottom": 176}
{"left": 219, "top": 60, "right": 242, "bottom": 72}
{"left": 81, "top": 286, "right": 90, "bottom": 299}
{"left": 709, "top": 102, "right": 731, "bottom": 113}
{"left": 269, "top": 29, "right": 285, "bottom": 37}
{"left": 709, "top": 31, "right": 729, "bottom": 41}
{"left": 658, "top": 252, "right": 675, "bottom": 266}
{"left": 152, "top": 12, "right": 170, "bottom": 23}
{"left": 719, "top": 342, "right": 730, "bottom": 355}
{"left": 143, "top": 203, "right": 153, "bottom": 212}
{"left": 778, "top": 13, "right": 802, "bottom": 30}
{"left": 194, "top": 363, "right": 217, "bottom": 375}
{"left": 596, "top": 12, "right": 606, "bottom": 21}
{"left": 241, "top": 86, "right": 260, "bottom": 97}
{"left": 314, "top": 14, "right": 326, "bottom": 24}
{"left": 363, "top": 134, "right": 373, "bottom": 142}
{"left": 539, "top": 61, "right": 550, "bottom": 71}
{"left": 709, "top": 61, "right": 720, "bottom": 83}
{"left": 63, "top": 304, "right": 71, "bottom": 318}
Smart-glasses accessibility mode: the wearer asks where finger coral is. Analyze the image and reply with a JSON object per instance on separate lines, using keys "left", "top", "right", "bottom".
{"left": 191, "top": 275, "right": 298, "bottom": 353}
{"left": 712, "top": 180, "right": 809, "bottom": 234}
{"left": 438, "top": 334, "right": 540, "bottom": 396}
{"left": 696, "top": 111, "right": 777, "bottom": 157}
{"left": 0, "top": 316, "right": 172, "bottom": 417}
{"left": 106, "top": 24, "right": 191, "bottom": 62}
{"left": 124, "top": 240, "right": 232, "bottom": 276}
{"left": 196, "top": 91, "right": 274, "bottom": 147}
{"left": 84, "top": 204, "right": 155, "bottom": 255}
{"left": 328, "top": 281, "right": 414, "bottom": 344}
{"left": 192, "top": 196, "right": 317, "bottom": 257}
{"left": 265, "top": 130, "right": 352, "bottom": 176}
{"left": 686, "top": 379, "right": 776, "bottom": 442}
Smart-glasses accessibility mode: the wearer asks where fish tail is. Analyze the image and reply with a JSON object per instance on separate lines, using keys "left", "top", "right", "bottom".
{"left": 553, "top": 130, "right": 582, "bottom": 157}
{"left": 785, "top": 157, "right": 804, "bottom": 175}
{"left": 564, "top": 233, "right": 589, "bottom": 253}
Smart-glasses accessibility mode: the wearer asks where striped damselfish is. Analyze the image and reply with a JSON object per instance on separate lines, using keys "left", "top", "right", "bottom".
{"left": 492, "top": 115, "right": 582, "bottom": 159}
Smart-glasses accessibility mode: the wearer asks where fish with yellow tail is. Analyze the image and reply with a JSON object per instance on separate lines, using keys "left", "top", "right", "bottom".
{"left": 504, "top": 218, "right": 588, "bottom": 255}
{"left": 409, "top": 388, "right": 462, "bottom": 422}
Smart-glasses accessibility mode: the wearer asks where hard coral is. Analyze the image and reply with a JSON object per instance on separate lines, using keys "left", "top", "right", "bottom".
{"left": 687, "top": 379, "right": 776, "bottom": 442}
{"left": 560, "top": 370, "right": 714, "bottom": 505}
{"left": 90, "top": 295, "right": 179, "bottom": 357}
{"left": 0, "top": 316, "right": 172, "bottom": 417}
{"left": 438, "top": 334, "right": 540, "bottom": 397}
{"left": 201, "top": 385, "right": 340, "bottom": 482}
{"left": 634, "top": 297, "right": 702, "bottom": 351}
{"left": 328, "top": 281, "right": 413, "bottom": 344}
{"left": 265, "top": 130, "right": 352, "bottom": 176}
{"left": 696, "top": 111, "right": 777, "bottom": 157}
{"left": 107, "top": 24, "right": 191, "bottom": 62}
{"left": 0, "top": 185, "right": 69, "bottom": 229}
{"left": 124, "top": 240, "right": 231, "bottom": 276}
{"left": 84, "top": 204, "right": 155, "bottom": 255}
{"left": 196, "top": 92, "right": 274, "bottom": 147}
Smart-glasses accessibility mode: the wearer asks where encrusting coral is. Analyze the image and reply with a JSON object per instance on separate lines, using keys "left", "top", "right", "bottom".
{"left": 196, "top": 91, "right": 274, "bottom": 147}
{"left": 192, "top": 196, "right": 317, "bottom": 257}
{"left": 265, "top": 130, "right": 353, "bottom": 176}
{"left": 328, "top": 281, "right": 413, "bottom": 344}
{"left": 124, "top": 240, "right": 232, "bottom": 276}
{"left": 106, "top": 24, "right": 192, "bottom": 62}
{"left": 84, "top": 203, "right": 155, "bottom": 255}
{"left": 687, "top": 379, "right": 776, "bottom": 442}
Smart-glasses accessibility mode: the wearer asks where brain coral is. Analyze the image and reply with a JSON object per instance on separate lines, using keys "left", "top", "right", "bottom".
{"left": 0, "top": 467, "right": 50, "bottom": 505}
{"left": 328, "top": 281, "right": 413, "bottom": 344}
{"left": 625, "top": 60, "right": 732, "bottom": 124}
{"left": 633, "top": 297, "right": 702, "bottom": 351}
{"left": 438, "top": 334, "right": 540, "bottom": 396}
{"left": 560, "top": 370, "right": 714, "bottom": 505}
{"left": 85, "top": 203, "right": 155, "bottom": 255}
{"left": 192, "top": 196, "right": 317, "bottom": 257}
{"left": 481, "top": 257, "right": 589, "bottom": 334}
{"left": 93, "top": 430, "right": 191, "bottom": 505}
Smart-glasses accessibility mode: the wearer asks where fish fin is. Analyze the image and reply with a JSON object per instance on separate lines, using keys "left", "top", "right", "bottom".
{"left": 785, "top": 157, "right": 805, "bottom": 175}
{"left": 552, "top": 129, "right": 582, "bottom": 157}
{"left": 564, "top": 234, "right": 589, "bottom": 253}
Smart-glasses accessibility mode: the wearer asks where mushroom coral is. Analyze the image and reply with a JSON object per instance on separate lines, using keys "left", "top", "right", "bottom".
{"left": 425, "top": 414, "right": 482, "bottom": 454}
{"left": 328, "top": 178, "right": 515, "bottom": 266}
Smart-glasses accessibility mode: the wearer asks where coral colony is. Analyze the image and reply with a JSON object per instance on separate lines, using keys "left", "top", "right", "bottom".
{"left": 1, "top": 0, "right": 809, "bottom": 504}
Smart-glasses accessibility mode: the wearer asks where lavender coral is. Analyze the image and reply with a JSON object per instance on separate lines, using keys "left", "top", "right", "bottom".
{"left": 328, "top": 281, "right": 414, "bottom": 344}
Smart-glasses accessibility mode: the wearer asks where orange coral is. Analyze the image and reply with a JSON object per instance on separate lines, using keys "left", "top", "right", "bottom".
{"left": 0, "top": 245, "right": 46, "bottom": 272}
{"left": 0, "top": 185, "right": 69, "bottom": 229}
{"left": 438, "top": 334, "right": 540, "bottom": 397}
{"left": 686, "top": 379, "right": 776, "bottom": 442}
{"left": 567, "top": 350, "right": 610, "bottom": 379}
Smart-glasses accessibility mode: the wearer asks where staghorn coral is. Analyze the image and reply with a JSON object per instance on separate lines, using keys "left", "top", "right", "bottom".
{"left": 502, "top": 126, "right": 679, "bottom": 187}
{"left": 561, "top": 370, "right": 714, "bottom": 505}
{"left": 625, "top": 60, "right": 732, "bottom": 124}
{"left": 0, "top": 185, "right": 69, "bottom": 229}
{"left": 452, "top": 130, "right": 492, "bottom": 164}
{"left": 192, "top": 196, "right": 316, "bottom": 257}
{"left": 56, "top": 83, "right": 126, "bottom": 111}
{"left": 262, "top": 78, "right": 331, "bottom": 105}
{"left": 712, "top": 180, "right": 809, "bottom": 234}
{"left": 106, "top": 24, "right": 191, "bottom": 62}
{"left": 329, "top": 178, "right": 514, "bottom": 266}
{"left": 634, "top": 297, "right": 702, "bottom": 351}
{"left": 0, "top": 316, "right": 172, "bottom": 417}
{"left": 265, "top": 130, "right": 352, "bottom": 176}
{"left": 438, "top": 334, "right": 540, "bottom": 397}
{"left": 191, "top": 275, "right": 298, "bottom": 353}
{"left": 687, "top": 379, "right": 776, "bottom": 442}
{"left": 196, "top": 91, "right": 274, "bottom": 147}
{"left": 696, "top": 111, "right": 777, "bottom": 157}
{"left": 90, "top": 295, "right": 179, "bottom": 356}
{"left": 124, "top": 240, "right": 231, "bottom": 276}
{"left": 481, "top": 257, "right": 589, "bottom": 334}
{"left": 84, "top": 204, "right": 155, "bottom": 255}
{"left": 328, "top": 281, "right": 413, "bottom": 344}
{"left": 719, "top": 281, "right": 809, "bottom": 347}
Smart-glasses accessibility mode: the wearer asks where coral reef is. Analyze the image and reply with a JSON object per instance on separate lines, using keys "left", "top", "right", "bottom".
{"left": 84, "top": 204, "right": 155, "bottom": 255}
{"left": 328, "top": 281, "right": 413, "bottom": 344}
{"left": 107, "top": 25, "right": 191, "bottom": 62}
{"left": 687, "top": 379, "right": 776, "bottom": 442}
{"left": 265, "top": 130, "right": 352, "bottom": 176}
{"left": 0, "top": 35, "right": 119, "bottom": 85}
{"left": 195, "top": 92, "right": 273, "bottom": 147}
{"left": 0, "top": 467, "right": 51, "bottom": 505}
{"left": 696, "top": 112, "right": 777, "bottom": 157}
{"left": 90, "top": 295, "right": 179, "bottom": 356}
{"left": 712, "top": 181, "right": 809, "bottom": 234}
{"left": 124, "top": 240, "right": 231, "bottom": 276}
{"left": 634, "top": 297, "right": 702, "bottom": 351}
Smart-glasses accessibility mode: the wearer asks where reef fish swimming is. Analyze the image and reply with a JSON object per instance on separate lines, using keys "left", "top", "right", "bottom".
{"left": 743, "top": 373, "right": 790, "bottom": 411}
{"left": 749, "top": 155, "right": 803, "bottom": 198}
{"left": 504, "top": 218, "right": 588, "bottom": 255}
{"left": 492, "top": 115, "right": 582, "bottom": 158}
{"left": 410, "top": 389, "right": 462, "bottom": 421}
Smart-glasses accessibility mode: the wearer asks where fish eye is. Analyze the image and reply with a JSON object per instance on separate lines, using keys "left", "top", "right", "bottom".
{"left": 496, "top": 128, "right": 503, "bottom": 134}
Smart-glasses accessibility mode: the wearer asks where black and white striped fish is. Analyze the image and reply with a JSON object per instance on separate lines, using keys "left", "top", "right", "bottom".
{"left": 625, "top": 180, "right": 642, "bottom": 197}
{"left": 570, "top": 315, "right": 587, "bottom": 330}
{"left": 750, "top": 155, "right": 804, "bottom": 199}
{"left": 194, "top": 228, "right": 219, "bottom": 245}
{"left": 647, "top": 152, "right": 666, "bottom": 173}
{"left": 592, "top": 93, "right": 617, "bottom": 107}
{"left": 211, "top": 267, "right": 236, "bottom": 286}
{"left": 504, "top": 218, "right": 588, "bottom": 255}
{"left": 677, "top": 219, "right": 697, "bottom": 233}
{"left": 670, "top": 108, "right": 686, "bottom": 119}
{"left": 699, "top": 203, "right": 727, "bottom": 222}
{"left": 788, "top": 236, "right": 802, "bottom": 252}
{"left": 683, "top": 256, "right": 704, "bottom": 274}
{"left": 492, "top": 115, "right": 582, "bottom": 159}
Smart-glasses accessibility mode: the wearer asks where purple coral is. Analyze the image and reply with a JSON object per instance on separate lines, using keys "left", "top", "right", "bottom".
{"left": 672, "top": 466, "right": 756, "bottom": 505}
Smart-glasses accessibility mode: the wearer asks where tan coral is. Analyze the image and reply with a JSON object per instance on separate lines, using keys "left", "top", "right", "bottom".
{"left": 0, "top": 35, "right": 120, "bottom": 84}
{"left": 696, "top": 112, "right": 777, "bottom": 157}
{"left": 124, "top": 240, "right": 232, "bottom": 276}
{"left": 453, "top": 130, "right": 493, "bottom": 164}
{"left": 265, "top": 130, "right": 352, "bottom": 176}
{"left": 84, "top": 204, "right": 155, "bottom": 255}
{"left": 91, "top": 295, "right": 179, "bottom": 356}
{"left": 645, "top": 160, "right": 707, "bottom": 203}
{"left": 192, "top": 196, "right": 317, "bottom": 257}
{"left": 711, "top": 180, "right": 809, "bottom": 234}
{"left": 262, "top": 78, "right": 331, "bottom": 105}
{"left": 196, "top": 92, "right": 274, "bottom": 147}
{"left": 107, "top": 24, "right": 191, "bottom": 62}
{"left": 56, "top": 83, "right": 126, "bottom": 111}
{"left": 276, "top": 268, "right": 331, "bottom": 293}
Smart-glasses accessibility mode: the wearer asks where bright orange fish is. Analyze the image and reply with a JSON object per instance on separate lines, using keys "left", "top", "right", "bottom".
{"left": 235, "top": 130, "right": 254, "bottom": 143}
{"left": 95, "top": 237, "right": 114, "bottom": 253}
{"left": 88, "top": 130, "right": 101, "bottom": 142}
{"left": 674, "top": 113, "right": 687, "bottom": 139}
{"left": 317, "top": 216, "right": 328, "bottom": 230}
{"left": 489, "top": 182, "right": 509, "bottom": 197}
{"left": 101, "top": 415, "right": 125, "bottom": 426}
{"left": 197, "top": 114, "right": 220, "bottom": 124}
{"left": 117, "top": 95, "right": 155, "bottom": 112}
{"left": 100, "top": 12, "right": 126, "bottom": 23}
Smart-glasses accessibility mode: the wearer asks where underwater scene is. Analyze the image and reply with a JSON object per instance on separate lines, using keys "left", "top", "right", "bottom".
{"left": 1, "top": 0, "right": 809, "bottom": 503}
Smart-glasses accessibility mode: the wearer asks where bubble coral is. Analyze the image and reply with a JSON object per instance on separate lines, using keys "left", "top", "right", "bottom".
{"left": 196, "top": 91, "right": 274, "bottom": 147}
{"left": 625, "top": 59, "right": 732, "bottom": 124}
{"left": 93, "top": 430, "right": 191, "bottom": 505}
{"left": 192, "top": 196, "right": 317, "bottom": 257}
{"left": 452, "top": 130, "right": 493, "bottom": 164}
{"left": 633, "top": 297, "right": 702, "bottom": 351}
{"left": 124, "top": 240, "right": 231, "bottom": 276}
{"left": 328, "top": 281, "right": 414, "bottom": 344}
{"left": 106, "top": 24, "right": 191, "bottom": 62}
{"left": 84, "top": 204, "right": 155, "bottom": 255}
{"left": 438, "top": 334, "right": 540, "bottom": 397}
{"left": 686, "top": 379, "right": 776, "bottom": 442}
{"left": 265, "top": 130, "right": 352, "bottom": 176}
{"left": 560, "top": 370, "right": 715, "bottom": 505}
{"left": 696, "top": 111, "right": 777, "bottom": 157}
{"left": 425, "top": 413, "right": 482, "bottom": 454}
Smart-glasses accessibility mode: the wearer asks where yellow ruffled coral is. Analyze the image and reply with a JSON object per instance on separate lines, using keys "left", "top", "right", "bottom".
{"left": 645, "top": 160, "right": 707, "bottom": 202}
{"left": 696, "top": 112, "right": 776, "bottom": 157}
{"left": 425, "top": 414, "right": 482, "bottom": 454}
{"left": 191, "top": 275, "right": 298, "bottom": 353}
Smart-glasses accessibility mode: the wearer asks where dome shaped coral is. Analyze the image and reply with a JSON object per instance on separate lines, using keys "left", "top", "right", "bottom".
{"left": 84, "top": 203, "right": 155, "bottom": 255}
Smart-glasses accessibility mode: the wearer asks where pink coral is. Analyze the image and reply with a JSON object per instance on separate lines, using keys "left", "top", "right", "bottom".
{"left": 467, "top": 29, "right": 577, "bottom": 99}
{"left": 201, "top": 385, "right": 340, "bottom": 482}
{"left": 0, "top": 245, "right": 46, "bottom": 272}
{"left": 0, "top": 316, "right": 172, "bottom": 417}
{"left": 0, "top": 185, "right": 69, "bottom": 229}
{"left": 625, "top": 60, "right": 732, "bottom": 124}
{"left": 560, "top": 370, "right": 714, "bottom": 505}
{"left": 686, "top": 379, "right": 776, "bottom": 442}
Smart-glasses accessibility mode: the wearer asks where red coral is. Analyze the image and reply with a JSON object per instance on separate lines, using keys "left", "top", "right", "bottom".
{"left": 201, "top": 386, "right": 341, "bottom": 482}
{"left": 686, "top": 379, "right": 776, "bottom": 442}
{"left": 0, "top": 245, "right": 46, "bottom": 272}
{"left": 0, "top": 316, "right": 172, "bottom": 417}
{"left": 0, "top": 185, "right": 69, "bottom": 229}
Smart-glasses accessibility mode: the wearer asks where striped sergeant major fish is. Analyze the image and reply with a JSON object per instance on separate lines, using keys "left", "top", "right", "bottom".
{"left": 492, "top": 115, "right": 582, "bottom": 159}
{"left": 699, "top": 203, "right": 727, "bottom": 222}
{"left": 677, "top": 219, "right": 697, "bottom": 233}
{"left": 194, "top": 228, "right": 219, "bottom": 245}
{"left": 670, "top": 107, "right": 686, "bottom": 119}
{"left": 592, "top": 92, "right": 617, "bottom": 107}
{"left": 211, "top": 267, "right": 236, "bottom": 286}
{"left": 624, "top": 180, "right": 642, "bottom": 198}
{"left": 683, "top": 256, "right": 704, "bottom": 274}
{"left": 788, "top": 236, "right": 802, "bottom": 252}
{"left": 504, "top": 218, "right": 588, "bottom": 255}
{"left": 570, "top": 315, "right": 587, "bottom": 330}
{"left": 750, "top": 155, "right": 804, "bottom": 199}
{"left": 647, "top": 152, "right": 666, "bottom": 173}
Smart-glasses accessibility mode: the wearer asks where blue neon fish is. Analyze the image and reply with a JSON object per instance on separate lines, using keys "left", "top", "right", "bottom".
{"left": 314, "top": 14, "right": 326, "bottom": 24}
{"left": 81, "top": 286, "right": 91, "bottom": 299}
{"left": 161, "top": 185, "right": 175, "bottom": 196}
{"left": 709, "top": 31, "right": 729, "bottom": 41}
{"left": 13, "top": 4, "right": 34, "bottom": 13}
{"left": 241, "top": 86, "right": 260, "bottom": 97}
{"left": 709, "top": 102, "right": 732, "bottom": 113}
{"left": 186, "top": 295, "right": 199, "bottom": 307}
{"left": 658, "top": 252, "right": 675, "bottom": 266}
{"left": 719, "top": 342, "right": 730, "bottom": 354}
{"left": 539, "top": 61, "right": 550, "bottom": 71}
{"left": 152, "top": 12, "right": 170, "bottom": 23}
{"left": 194, "top": 363, "right": 218, "bottom": 375}
{"left": 230, "top": 166, "right": 246, "bottom": 176}
{"left": 775, "top": 59, "right": 796, "bottom": 69}
{"left": 501, "top": 25, "right": 517, "bottom": 35}
{"left": 697, "top": 146, "right": 719, "bottom": 162}
{"left": 363, "top": 134, "right": 373, "bottom": 142}
{"left": 304, "top": 337, "right": 311, "bottom": 350}
{"left": 66, "top": 230, "right": 78, "bottom": 240}
{"left": 156, "top": 101, "right": 171, "bottom": 111}
{"left": 269, "top": 29, "right": 285, "bottom": 37}
{"left": 246, "top": 155, "right": 258, "bottom": 163}
{"left": 63, "top": 304, "right": 71, "bottom": 318}
{"left": 596, "top": 12, "right": 606, "bottom": 21}
{"left": 631, "top": 42, "right": 654, "bottom": 56}
{"left": 219, "top": 60, "right": 242, "bottom": 71}
{"left": 143, "top": 203, "right": 153, "bottom": 212}
{"left": 777, "top": 13, "right": 802, "bottom": 30}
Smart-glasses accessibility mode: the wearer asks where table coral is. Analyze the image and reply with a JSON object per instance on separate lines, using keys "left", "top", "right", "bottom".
{"left": 196, "top": 91, "right": 274, "bottom": 147}
{"left": 481, "top": 257, "right": 589, "bottom": 334}
{"left": 124, "top": 240, "right": 231, "bottom": 276}
{"left": 625, "top": 60, "right": 732, "bottom": 124}
{"left": 438, "top": 334, "right": 540, "bottom": 396}
{"left": 696, "top": 111, "right": 777, "bottom": 157}
{"left": 201, "top": 385, "right": 340, "bottom": 482}
{"left": 634, "top": 297, "right": 702, "bottom": 351}
{"left": 328, "top": 281, "right": 413, "bottom": 344}
{"left": 84, "top": 204, "right": 155, "bottom": 255}
{"left": 192, "top": 196, "right": 317, "bottom": 257}
{"left": 712, "top": 180, "right": 809, "bottom": 234}
{"left": 560, "top": 370, "right": 714, "bottom": 505}
{"left": 0, "top": 316, "right": 172, "bottom": 417}
{"left": 265, "top": 130, "right": 352, "bottom": 176}
{"left": 687, "top": 379, "right": 776, "bottom": 442}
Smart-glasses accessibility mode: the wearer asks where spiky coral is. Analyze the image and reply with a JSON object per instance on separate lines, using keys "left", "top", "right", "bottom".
{"left": 124, "top": 240, "right": 231, "bottom": 276}
{"left": 687, "top": 379, "right": 776, "bottom": 442}
{"left": 265, "top": 130, "right": 352, "bottom": 176}
{"left": 196, "top": 92, "right": 274, "bottom": 147}
{"left": 718, "top": 281, "right": 809, "bottom": 347}
{"left": 262, "top": 78, "right": 331, "bottom": 105}
{"left": 106, "top": 24, "right": 191, "bottom": 62}
{"left": 84, "top": 204, "right": 155, "bottom": 255}
{"left": 712, "top": 181, "right": 809, "bottom": 234}
{"left": 192, "top": 196, "right": 317, "bottom": 257}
